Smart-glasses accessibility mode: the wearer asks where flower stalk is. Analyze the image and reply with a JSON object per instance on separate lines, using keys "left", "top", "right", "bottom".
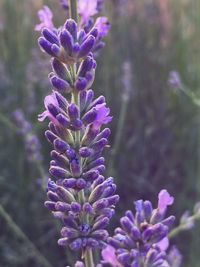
{"left": 169, "top": 211, "right": 200, "bottom": 239}
{"left": 84, "top": 249, "right": 94, "bottom": 267}
{"left": 69, "top": 0, "right": 78, "bottom": 22}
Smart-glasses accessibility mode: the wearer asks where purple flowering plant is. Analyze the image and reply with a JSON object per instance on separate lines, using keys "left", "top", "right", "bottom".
{"left": 35, "top": 1, "right": 199, "bottom": 266}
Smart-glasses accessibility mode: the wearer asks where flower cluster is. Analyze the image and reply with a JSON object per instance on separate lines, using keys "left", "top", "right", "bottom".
{"left": 36, "top": 1, "right": 110, "bottom": 58}
{"left": 37, "top": 0, "right": 118, "bottom": 260}
{"left": 107, "top": 190, "right": 175, "bottom": 267}
{"left": 36, "top": 1, "right": 179, "bottom": 266}
{"left": 39, "top": 84, "right": 117, "bottom": 251}
{"left": 46, "top": 176, "right": 118, "bottom": 250}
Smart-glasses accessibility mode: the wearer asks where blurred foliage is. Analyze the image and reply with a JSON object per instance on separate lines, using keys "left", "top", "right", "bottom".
{"left": 0, "top": 0, "right": 200, "bottom": 266}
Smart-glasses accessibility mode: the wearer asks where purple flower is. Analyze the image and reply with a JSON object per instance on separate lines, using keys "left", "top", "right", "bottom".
{"left": 35, "top": 0, "right": 110, "bottom": 263}
{"left": 38, "top": 46, "right": 117, "bottom": 252}
{"left": 74, "top": 261, "right": 85, "bottom": 267}
{"left": 168, "top": 70, "right": 182, "bottom": 89}
{"left": 78, "top": 0, "right": 98, "bottom": 25}
{"left": 92, "top": 103, "right": 112, "bottom": 130}
{"left": 167, "top": 246, "right": 182, "bottom": 267}
{"left": 38, "top": 92, "right": 59, "bottom": 125}
{"left": 94, "top": 17, "right": 110, "bottom": 38}
{"left": 36, "top": 1, "right": 181, "bottom": 265}
{"left": 38, "top": 19, "right": 99, "bottom": 64}
{"left": 101, "top": 245, "right": 122, "bottom": 267}
{"left": 60, "top": 0, "right": 69, "bottom": 10}
{"left": 96, "top": 0, "right": 104, "bottom": 12}
{"left": 46, "top": 176, "right": 118, "bottom": 250}
{"left": 156, "top": 237, "right": 169, "bottom": 251}
{"left": 108, "top": 190, "right": 175, "bottom": 266}
{"left": 35, "top": 6, "right": 54, "bottom": 32}
{"left": 158, "top": 189, "right": 174, "bottom": 214}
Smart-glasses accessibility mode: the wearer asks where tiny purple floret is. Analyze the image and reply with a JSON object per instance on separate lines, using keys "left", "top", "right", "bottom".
{"left": 35, "top": 5, "right": 54, "bottom": 31}
{"left": 92, "top": 103, "right": 112, "bottom": 130}
{"left": 158, "top": 189, "right": 174, "bottom": 214}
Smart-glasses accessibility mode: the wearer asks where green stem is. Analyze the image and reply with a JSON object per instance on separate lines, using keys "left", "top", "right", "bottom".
{"left": 0, "top": 204, "right": 53, "bottom": 267}
{"left": 0, "top": 113, "right": 18, "bottom": 132}
{"left": 78, "top": 189, "right": 85, "bottom": 204}
{"left": 169, "top": 225, "right": 185, "bottom": 238}
{"left": 108, "top": 95, "right": 129, "bottom": 175}
{"left": 84, "top": 249, "right": 94, "bottom": 267}
{"left": 69, "top": 0, "right": 78, "bottom": 22}
{"left": 72, "top": 89, "right": 94, "bottom": 267}
{"left": 169, "top": 213, "right": 200, "bottom": 239}
{"left": 73, "top": 90, "right": 81, "bottom": 149}
{"left": 36, "top": 162, "right": 47, "bottom": 190}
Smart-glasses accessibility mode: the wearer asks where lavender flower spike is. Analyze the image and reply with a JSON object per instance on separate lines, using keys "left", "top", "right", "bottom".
{"left": 37, "top": 1, "right": 118, "bottom": 266}
{"left": 108, "top": 190, "right": 175, "bottom": 267}
{"left": 35, "top": 1, "right": 181, "bottom": 266}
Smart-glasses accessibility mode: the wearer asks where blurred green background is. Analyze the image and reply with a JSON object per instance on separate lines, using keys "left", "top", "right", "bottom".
{"left": 0, "top": 0, "right": 200, "bottom": 266}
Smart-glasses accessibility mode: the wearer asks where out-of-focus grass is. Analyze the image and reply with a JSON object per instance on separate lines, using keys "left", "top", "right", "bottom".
{"left": 0, "top": 0, "right": 200, "bottom": 266}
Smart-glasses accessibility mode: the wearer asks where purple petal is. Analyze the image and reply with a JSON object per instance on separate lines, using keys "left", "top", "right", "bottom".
{"left": 92, "top": 103, "right": 112, "bottom": 129}
{"left": 38, "top": 92, "right": 60, "bottom": 124}
{"left": 38, "top": 110, "right": 49, "bottom": 122}
{"left": 35, "top": 5, "right": 54, "bottom": 31}
{"left": 78, "top": 0, "right": 98, "bottom": 25}
{"left": 158, "top": 190, "right": 174, "bottom": 213}
{"left": 44, "top": 92, "right": 59, "bottom": 110}
{"left": 94, "top": 17, "right": 110, "bottom": 38}
{"left": 156, "top": 237, "right": 169, "bottom": 251}
{"left": 101, "top": 245, "right": 121, "bottom": 267}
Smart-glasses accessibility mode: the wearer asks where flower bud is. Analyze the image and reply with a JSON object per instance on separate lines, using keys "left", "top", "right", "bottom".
{"left": 42, "top": 28, "right": 59, "bottom": 45}
{"left": 60, "top": 29, "right": 73, "bottom": 54}
{"left": 78, "top": 35, "right": 95, "bottom": 58}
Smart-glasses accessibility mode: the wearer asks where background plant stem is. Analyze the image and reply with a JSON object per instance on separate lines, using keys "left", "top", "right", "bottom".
{"left": 108, "top": 95, "right": 129, "bottom": 175}
{"left": 0, "top": 204, "right": 53, "bottom": 267}
{"left": 69, "top": 0, "right": 78, "bottom": 22}
{"left": 169, "top": 213, "right": 200, "bottom": 238}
